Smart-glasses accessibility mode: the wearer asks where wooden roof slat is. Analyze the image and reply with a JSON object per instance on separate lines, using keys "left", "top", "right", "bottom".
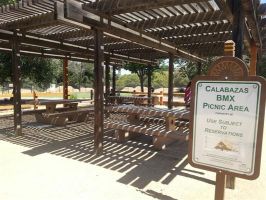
{"left": 175, "top": 31, "right": 231, "bottom": 45}
{"left": 0, "top": 12, "right": 55, "bottom": 30}
{"left": 0, "top": 0, "right": 263, "bottom": 60}
{"left": 0, "top": 29, "right": 156, "bottom": 64}
{"left": 62, "top": 0, "right": 204, "bottom": 61}
{"left": 130, "top": 10, "right": 225, "bottom": 30}
{"left": 86, "top": 0, "right": 210, "bottom": 15}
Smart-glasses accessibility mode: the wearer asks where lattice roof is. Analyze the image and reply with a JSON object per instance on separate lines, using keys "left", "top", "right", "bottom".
{"left": 0, "top": 0, "right": 263, "bottom": 65}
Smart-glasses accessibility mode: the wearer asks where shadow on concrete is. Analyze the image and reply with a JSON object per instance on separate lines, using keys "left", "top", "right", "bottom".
{"left": 0, "top": 113, "right": 215, "bottom": 199}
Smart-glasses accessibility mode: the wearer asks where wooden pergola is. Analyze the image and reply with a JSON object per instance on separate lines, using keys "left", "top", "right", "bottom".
{"left": 0, "top": 0, "right": 263, "bottom": 154}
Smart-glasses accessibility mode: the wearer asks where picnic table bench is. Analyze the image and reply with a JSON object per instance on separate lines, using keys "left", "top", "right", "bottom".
{"left": 107, "top": 96, "right": 153, "bottom": 106}
{"left": 41, "top": 107, "right": 94, "bottom": 126}
{"left": 27, "top": 99, "right": 93, "bottom": 125}
{"left": 104, "top": 105, "right": 190, "bottom": 150}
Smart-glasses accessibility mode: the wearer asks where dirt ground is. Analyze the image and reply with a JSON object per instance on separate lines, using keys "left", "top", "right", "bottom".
{"left": 0, "top": 111, "right": 265, "bottom": 200}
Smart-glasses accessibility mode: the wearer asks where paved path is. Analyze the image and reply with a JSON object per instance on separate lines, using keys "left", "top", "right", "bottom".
{"left": 0, "top": 112, "right": 265, "bottom": 200}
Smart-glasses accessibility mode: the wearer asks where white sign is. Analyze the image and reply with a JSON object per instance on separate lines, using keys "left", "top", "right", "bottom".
{"left": 192, "top": 81, "right": 261, "bottom": 175}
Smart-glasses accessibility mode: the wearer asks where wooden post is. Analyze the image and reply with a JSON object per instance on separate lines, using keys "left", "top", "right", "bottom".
{"left": 215, "top": 171, "right": 226, "bottom": 200}
{"left": 224, "top": 40, "right": 236, "bottom": 190}
{"left": 249, "top": 41, "right": 257, "bottom": 76}
{"left": 94, "top": 29, "right": 104, "bottom": 155}
{"left": 105, "top": 55, "right": 110, "bottom": 105}
{"left": 63, "top": 58, "right": 69, "bottom": 99}
{"left": 159, "top": 91, "right": 163, "bottom": 105}
{"left": 168, "top": 53, "right": 174, "bottom": 109}
{"left": 230, "top": 0, "right": 244, "bottom": 59}
{"left": 224, "top": 40, "right": 235, "bottom": 57}
{"left": 147, "top": 66, "right": 152, "bottom": 106}
{"left": 197, "top": 62, "right": 202, "bottom": 75}
{"left": 112, "top": 65, "right": 116, "bottom": 95}
{"left": 11, "top": 32, "right": 23, "bottom": 136}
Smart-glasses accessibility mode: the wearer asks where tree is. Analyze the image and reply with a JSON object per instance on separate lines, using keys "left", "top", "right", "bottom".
{"left": 176, "top": 57, "right": 214, "bottom": 84}
{"left": 152, "top": 71, "right": 168, "bottom": 88}
{"left": 124, "top": 62, "right": 159, "bottom": 92}
{"left": 0, "top": 0, "right": 14, "bottom": 6}
{"left": 0, "top": 53, "right": 60, "bottom": 90}
{"left": 116, "top": 74, "right": 139, "bottom": 90}
{"left": 62, "top": 61, "right": 94, "bottom": 89}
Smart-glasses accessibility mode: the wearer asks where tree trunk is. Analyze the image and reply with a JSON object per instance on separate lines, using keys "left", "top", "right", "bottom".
{"left": 139, "top": 75, "right": 144, "bottom": 92}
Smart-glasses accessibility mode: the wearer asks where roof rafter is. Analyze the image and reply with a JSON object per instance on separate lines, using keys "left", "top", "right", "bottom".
{"left": 86, "top": 0, "right": 209, "bottom": 15}
{"left": 58, "top": 0, "right": 204, "bottom": 62}
{"left": 129, "top": 10, "right": 225, "bottom": 30}
{"left": 0, "top": 29, "right": 155, "bottom": 65}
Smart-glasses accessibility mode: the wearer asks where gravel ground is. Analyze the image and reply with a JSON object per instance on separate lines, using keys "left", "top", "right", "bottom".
{"left": 0, "top": 111, "right": 265, "bottom": 200}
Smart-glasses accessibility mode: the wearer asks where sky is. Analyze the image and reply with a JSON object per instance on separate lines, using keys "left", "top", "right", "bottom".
{"left": 262, "top": 0, "right": 266, "bottom": 3}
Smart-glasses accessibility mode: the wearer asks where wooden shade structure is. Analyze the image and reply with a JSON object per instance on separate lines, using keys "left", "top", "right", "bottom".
{"left": 0, "top": 0, "right": 263, "bottom": 153}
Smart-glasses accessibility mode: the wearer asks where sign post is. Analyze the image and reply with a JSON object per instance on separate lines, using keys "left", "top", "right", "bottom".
{"left": 188, "top": 56, "right": 266, "bottom": 200}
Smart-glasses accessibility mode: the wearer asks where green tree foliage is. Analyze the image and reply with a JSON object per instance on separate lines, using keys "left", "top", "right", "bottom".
{"left": 0, "top": 53, "right": 12, "bottom": 84}
{"left": 176, "top": 57, "right": 214, "bottom": 84}
{"left": 0, "top": 0, "right": 15, "bottom": 6}
{"left": 0, "top": 53, "right": 60, "bottom": 90}
{"left": 21, "top": 57, "right": 60, "bottom": 89}
{"left": 63, "top": 61, "right": 94, "bottom": 89}
{"left": 124, "top": 62, "right": 159, "bottom": 92}
{"left": 116, "top": 74, "right": 139, "bottom": 90}
{"left": 152, "top": 71, "right": 168, "bottom": 88}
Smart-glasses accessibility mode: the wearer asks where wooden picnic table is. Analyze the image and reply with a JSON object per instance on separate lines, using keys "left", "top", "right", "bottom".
{"left": 26, "top": 99, "right": 93, "bottom": 125}
{"left": 105, "top": 105, "right": 190, "bottom": 150}
{"left": 105, "top": 105, "right": 190, "bottom": 120}
{"left": 33, "top": 99, "right": 83, "bottom": 113}
{"left": 107, "top": 96, "right": 152, "bottom": 106}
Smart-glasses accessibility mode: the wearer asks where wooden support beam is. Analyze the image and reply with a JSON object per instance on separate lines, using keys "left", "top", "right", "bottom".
{"left": 105, "top": 55, "right": 110, "bottom": 104}
{"left": 223, "top": 39, "right": 236, "bottom": 190}
{"left": 230, "top": 0, "right": 245, "bottom": 59}
{"left": 215, "top": 0, "right": 252, "bottom": 56}
{"left": 147, "top": 66, "right": 152, "bottom": 106}
{"left": 197, "top": 62, "right": 202, "bottom": 75}
{"left": 242, "top": 0, "right": 262, "bottom": 48}
{"left": 215, "top": 171, "right": 226, "bottom": 200}
{"left": 94, "top": 29, "right": 104, "bottom": 155}
{"left": 11, "top": 32, "right": 22, "bottom": 136}
{"left": 112, "top": 65, "right": 116, "bottom": 95}
{"left": 168, "top": 54, "right": 174, "bottom": 109}
{"left": 250, "top": 41, "right": 258, "bottom": 76}
{"left": 63, "top": 58, "right": 69, "bottom": 99}
{"left": 0, "top": 30, "right": 156, "bottom": 65}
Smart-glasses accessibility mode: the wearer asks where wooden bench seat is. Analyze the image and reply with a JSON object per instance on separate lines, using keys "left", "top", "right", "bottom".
{"left": 37, "top": 108, "right": 94, "bottom": 126}
{"left": 24, "top": 107, "right": 77, "bottom": 115}
{"left": 139, "top": 116, "right": 189, "bottom": 127}
{"left": 106, "top": 105, "right": 190, "bottom": 120}
{"left": 104, "top": 120, "right": 189, "bottom": 150}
